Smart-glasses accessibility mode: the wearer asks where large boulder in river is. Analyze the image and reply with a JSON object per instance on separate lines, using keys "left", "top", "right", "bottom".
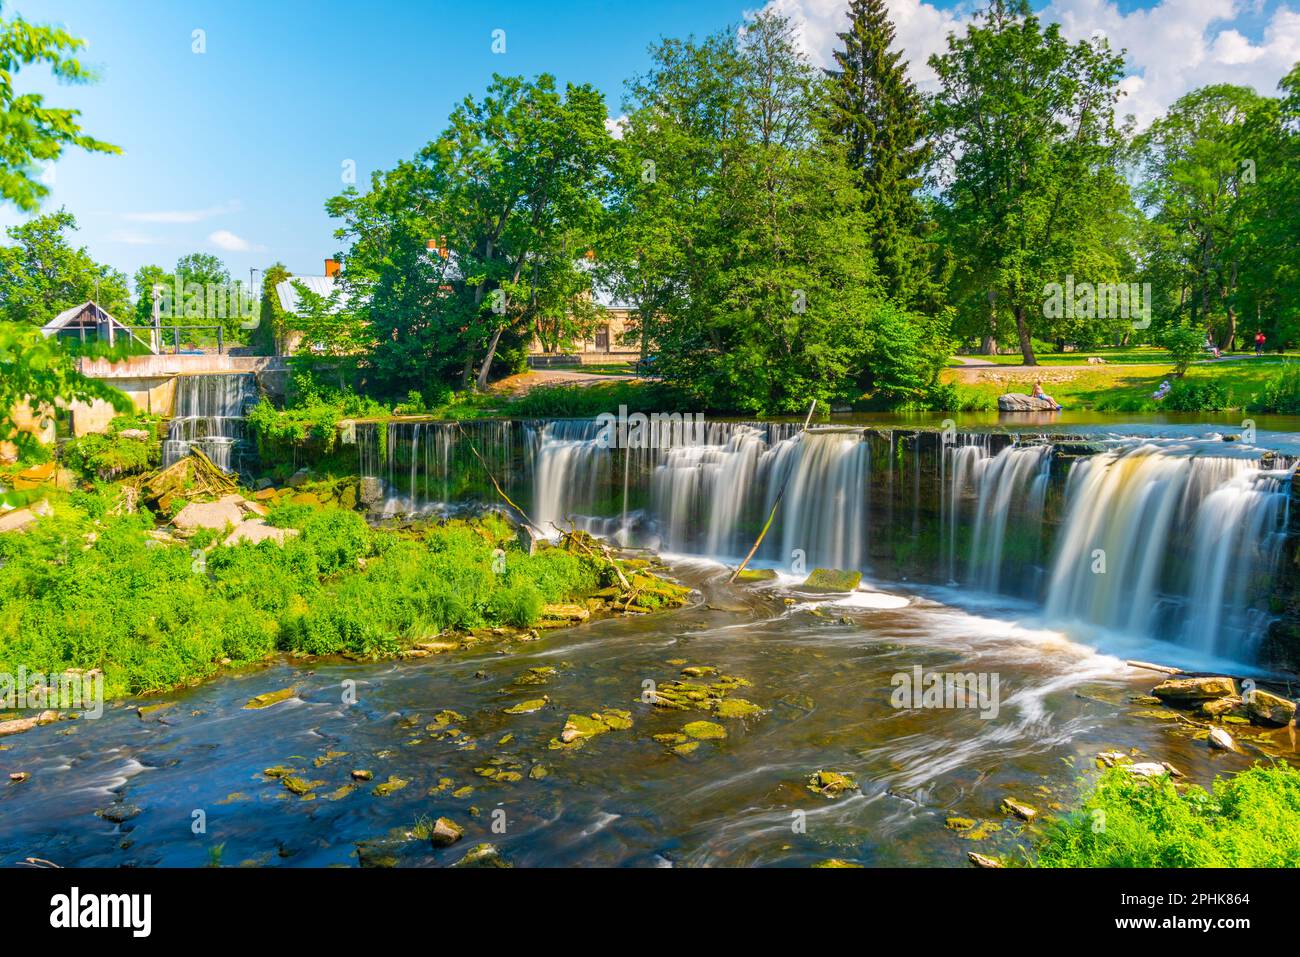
{"left": 997, "top": 392, "right": 1059, "bottom": 412}
{"left": 172, "top": 494, "right": 246, "bottom": 531}
{"left": 1152, "top": 676, "right": 1236, "bottom": 703}
{"left": 1245, "top": 689, "right": 1296, "bottom": 726}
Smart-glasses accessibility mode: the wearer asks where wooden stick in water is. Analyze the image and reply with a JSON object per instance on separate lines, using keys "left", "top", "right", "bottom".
{"left": 728, "top": 400, "right": 817, "bottom": 584}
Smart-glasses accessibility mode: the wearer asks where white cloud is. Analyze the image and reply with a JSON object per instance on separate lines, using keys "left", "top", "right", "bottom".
{"left": 605, "top": 114, "right": 628, "bottom": 139}
{"left": 123, "top": 200, "right": 242, "bottom": 224}
{"left": 208, "top": 229, "right": 264, "bottom": 253}
{"left": 765, "top": 0, "right": 1300, "bottom": 126}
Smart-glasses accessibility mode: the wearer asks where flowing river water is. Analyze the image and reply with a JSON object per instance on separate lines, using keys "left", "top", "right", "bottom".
{"left": 2, "top": 409, "right": 1298, "bottom": 867}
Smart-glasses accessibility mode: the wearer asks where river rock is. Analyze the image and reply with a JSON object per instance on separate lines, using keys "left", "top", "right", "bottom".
{"left": 0, "top": 499, "right": 52, "bottom": 534}
{"left": 1207, "top": 727, "right": 1236, "bottom": 751}
{"left": 117, "top": 428, "right": 151, "bottom": 441}
{"left": 99, "top": 803, "right": 143, "bottom": 823}
{"left": 1001, "top": 797, "right": 1037, "bottom": 821}
{"left": 802, "top": 568, "right": 863, "bottom": 592}
{"left": 359, "top": 476, "right": 384, "bottom": 506}
{"left": 452, "top": 843, "right": 510, "bottom": 868}
{"left": 968, "top": 852, "right": 1003, "bottom": 869}
{"left": 430, "top": 817, "right": 464, "bottom": 847}
{"left": 287, "top": 468, "right": 312, "bottom": 488}
{"left": 224, "top": 519, "right": 298, "bottom": 547}
{"left": 1124, "top": 761, "right": 1182, "bottom": 779}
{"left": 0, "top": 710, "right": 59, "bottom": 736}
{"left": 1201, "top": 695, "right": 1246, "bottom": 718}
{"left": 172, "top": 494, "right": 246, "bottom": 531}
{"left": 1151, "top": 676, "right": 1236, "bottom": 703}
{"left": 1245, "top": 689, "right": 1296, "bottom": 726}
{"left": 806, "top": 770, "right": 858, "bottom": 798}
{"left": 997, "top": 393, "right": 1058, "bottom": 412}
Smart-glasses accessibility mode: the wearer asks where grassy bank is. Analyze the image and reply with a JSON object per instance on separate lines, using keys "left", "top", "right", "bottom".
{"left": 943, "top": 357, "right": 1300, "bottom": 413}
{"left": 0, "top": 491, "right": 625, "bottom": 699}
{"left": 1031, "top": 763, "right": 1300, "bottom": 867}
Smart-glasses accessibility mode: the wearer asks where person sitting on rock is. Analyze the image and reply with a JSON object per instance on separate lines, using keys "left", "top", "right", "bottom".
{"left": 1031, "top": 380, "right": 1060, "bottom": 409}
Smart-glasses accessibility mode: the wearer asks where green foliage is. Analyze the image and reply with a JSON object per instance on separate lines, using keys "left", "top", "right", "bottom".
{"left": 0, "top": 500, "right": 601, "bottom": 697}
{"left": 1251, "top": 364, "right": 1300, "bottom": 414}
{"left": 930, "top": 0, "right": 1133, "bottom": 365}
{"left": 0, "top": 210, "right": 131, "bottom": 324}
{"left": 1161, "top": 322, "right": 1206, "bottom": 376}
{"left": 246, "top": 371, "right": 389, "bottom": 468}
{"left": 826, "top": 0, "right": 938, "bottom": 310}
{"left": 0, "top": 4, "right": 121, "bottom": 212}
{"left": 0, "top": 321, "right": 132, "bottom": 451}
{"left": 1032, "top": 763, "right": 1300, "bottom": 867}
{"left": 1161, "top": 378, "right": 1230, "bottom": 411}
{"left": 61, "top": 413, "right": 162, "bottom": 480}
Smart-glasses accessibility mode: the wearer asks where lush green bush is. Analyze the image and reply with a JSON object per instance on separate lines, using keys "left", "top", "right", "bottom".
{"left": 247, "top": 372, "right": 390, "bottom": 469}
{"left": 1161, "top": 322, "right": 1206, "bottom": 376}
{"left": 61, "top": 413, "right": 163, "bottom": 480}
{"left": 1161, "top": 378, "right": 1230, "bottom": 411}
{"left": 0, "top": 498, "right": 601, "bottom": 697}
{"left": 1032, "top": 763, "right": 1300, "bottom": 867}
{"left": 1251, "top": 364, "right": 1300, "bottom": 413}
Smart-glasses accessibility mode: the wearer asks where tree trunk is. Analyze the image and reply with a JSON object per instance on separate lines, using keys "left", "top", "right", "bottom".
{"left": 1013, "top": 306, "right": 1037, "bottom": 366}
{"left": 980, "top": 336, "right": 997, "bottom": 355}
{"left": 475, "top": 326, "right": 505, "bottom": 391}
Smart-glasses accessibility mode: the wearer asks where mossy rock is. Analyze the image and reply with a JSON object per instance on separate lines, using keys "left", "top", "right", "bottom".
{"left": 683, "top": 720, "right": 727, "bottom": 740}
{"left": 453, "top": 843, "right": 511, "bottom": 868}
{"left": 811, "top": 859, "right": 863, "bottom": 868}
{"left": 945, "top": 817, "right": 976, "bottom": 831}
{"left": 430, "top": 817, "right": 464, "bottom": 847}
{"left": 802, "top": 568, "right": 863, "bottom": 592}
{"left": 372, "top": 775, "right": 409, "bottom": 797}
{"left": 244, "top": 687, "right": 296, "bottom": 710}
{"left": 713, "top": 698, "right": 763, "bottom": 719}
{"left": 503, "top": 698, "right": 548, "bottom": 715}
{"left": 548, "top": 709, "right": 633, "bottom": 750}
{"left": 281, "top": 776, "right": 322, "bottom": 796}
{"left": 735, "top": 567, "right": 778, "bottom": 583}
{"left": 806, "top": 770, "right": 858, "bottom": 798}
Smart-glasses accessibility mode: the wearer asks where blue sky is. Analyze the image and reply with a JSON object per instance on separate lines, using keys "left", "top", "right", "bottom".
{"left": 5, "top": 0, "right": 1297, "bottom": 295}
{"left": 4, "top": 0, "right": 751, "bottom": 286}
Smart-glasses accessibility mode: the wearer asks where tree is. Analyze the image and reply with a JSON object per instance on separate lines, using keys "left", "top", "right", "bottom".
{"left": 929, "top": 0, "right": 1133, "bottom": 365}
{"left": 608, "top": 13, "right": 937, "bottom": 414}
{"left": 0, "top": 322, "right": 130, "bottom": 452}
{"left": 328, "top": 74, "right": 613, "bottom": 396}
{"left": 825, "top": 0, "right": 936, "bottom": 309}
{"left": 131, "top": 264, "right": 172, "bottom": 326}
{"left": 0, "top": 210, "right": 129, "bottom": 324}
{"left": 0, "top": 1, "right": 120, "bottom": 211}
{"left": 1134, "top": 85, "right": 1268, "bottom": 351}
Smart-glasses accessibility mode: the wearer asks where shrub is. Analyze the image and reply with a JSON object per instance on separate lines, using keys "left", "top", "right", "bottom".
{"left": 1162, "top": 378, "right": 1230, "bottom": 411}
{"left": 1251, "top": 364, "right": 1300, "bottom": 414}
{"left": 1032, "top": 763, "right": 1300, "bottom": 867}
{"left": 1161, "top": 322, "right": 1205, "bottom": 376}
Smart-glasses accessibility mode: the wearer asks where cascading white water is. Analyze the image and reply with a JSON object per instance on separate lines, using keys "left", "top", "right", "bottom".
{"left": 1044, "top": 441, "right": 1290, "bottom": 659}
{"left": 966, "top": 444, "right": 1051, "bottom": 593}
{"left": 357, "top": 419, "right": 1294, "bottom": 663}
{"left": 162, "top": 373, "right": 257, "bottom": 471}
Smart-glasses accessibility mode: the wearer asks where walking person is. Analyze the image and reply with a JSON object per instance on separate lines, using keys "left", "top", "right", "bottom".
{"left": 1255, "top": 330, "right": 1266, "bottom": 356}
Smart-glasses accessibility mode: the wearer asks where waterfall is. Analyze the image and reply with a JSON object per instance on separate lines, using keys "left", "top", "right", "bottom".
{"left": 966, "top": 444, "right": 1052, "bottom": 594}
{"left": 162, "top": 373, "right": 257, "bottom": 471}
{"left": 1043, "top": 441, "right": 1291, "bottom": 659}
{"left": 356, "top": 419, "right": 1295, "bottom": 663}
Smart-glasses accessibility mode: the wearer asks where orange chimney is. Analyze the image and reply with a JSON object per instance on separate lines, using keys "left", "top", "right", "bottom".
{"left": 325, "top": 258, "right": 340, "bottom": 278}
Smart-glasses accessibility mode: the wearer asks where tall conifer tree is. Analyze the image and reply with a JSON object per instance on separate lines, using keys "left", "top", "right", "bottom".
{"left": 826, "top": 0, "right": 934, "bottom": 308}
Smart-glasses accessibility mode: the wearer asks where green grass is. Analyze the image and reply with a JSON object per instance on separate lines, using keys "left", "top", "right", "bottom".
{"left": 952, "top": 346, "right": 1300, "bottom": 366}
{"left": 1031, "top": 763, "right": 1300, "bottom": 867}
{"left": 0, "top": 494, "right": 602, "bottom": 698}
{"left": 943, "top": 357, "right": 1300, "bottom": 413}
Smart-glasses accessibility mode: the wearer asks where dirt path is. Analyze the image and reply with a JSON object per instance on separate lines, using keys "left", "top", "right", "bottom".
{"left": 490, "top": 369, "right": 640, "bottom": 397}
